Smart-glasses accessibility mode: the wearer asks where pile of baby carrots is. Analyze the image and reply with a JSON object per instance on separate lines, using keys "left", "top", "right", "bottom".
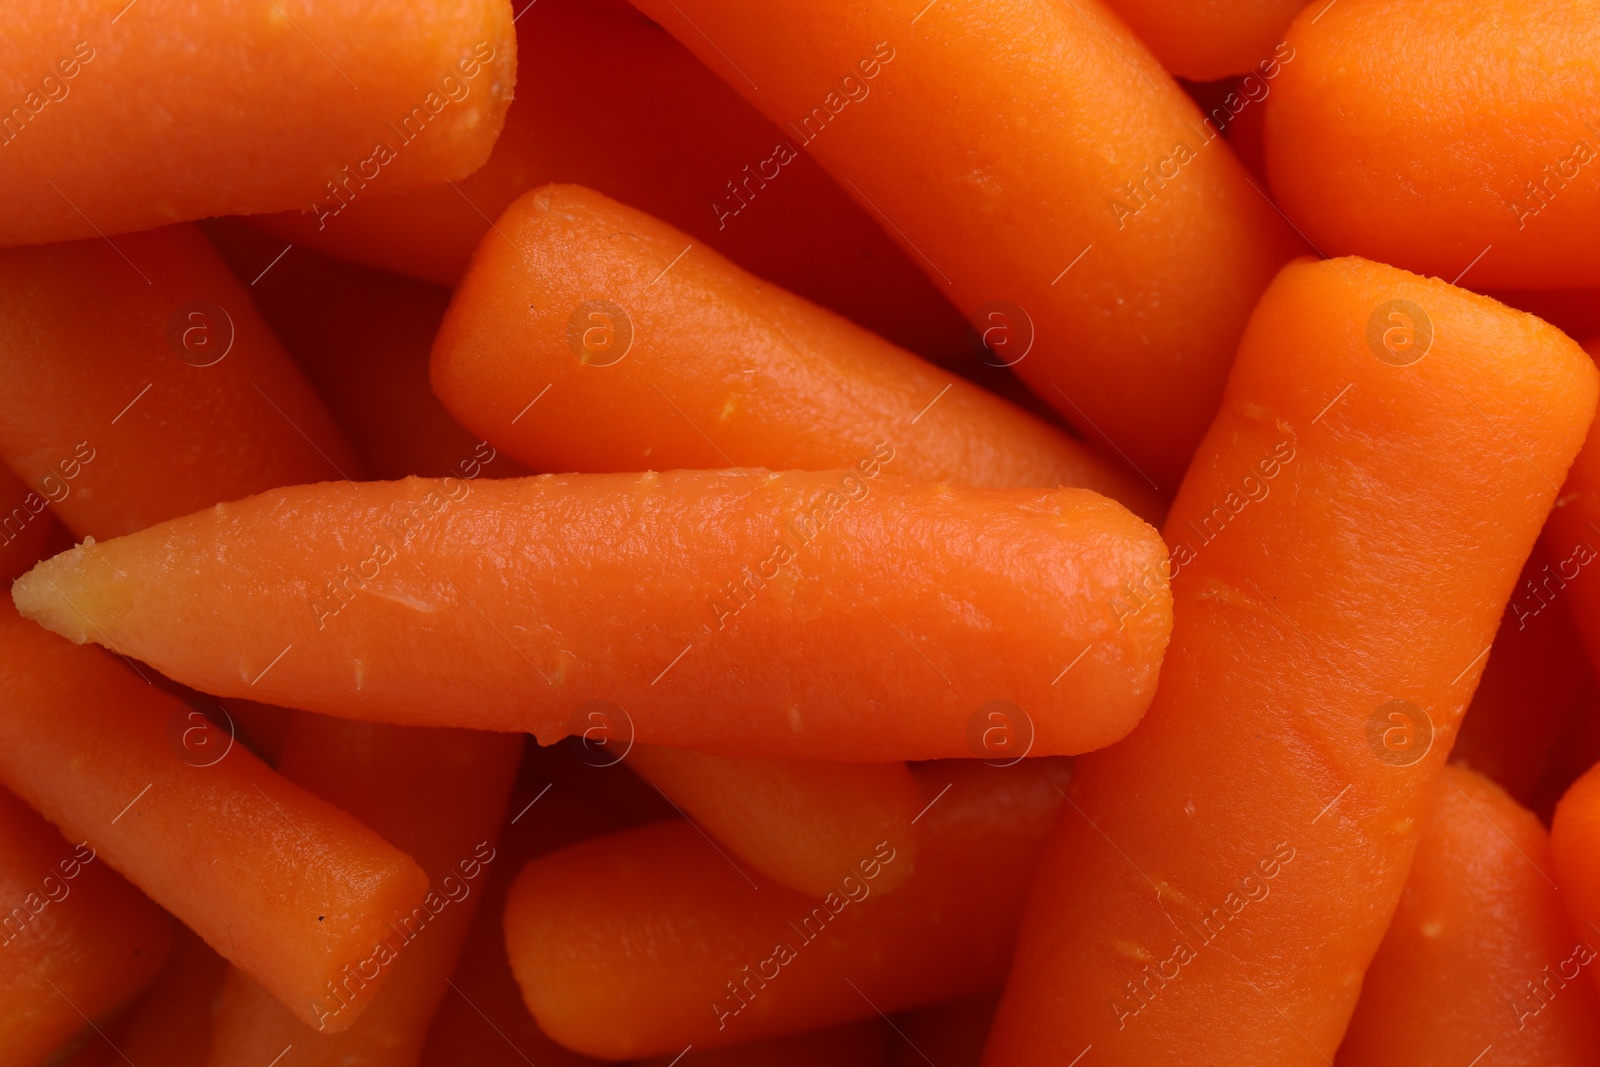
{"left": 3, "top": 0, "right": 1599, "bottom": 1064}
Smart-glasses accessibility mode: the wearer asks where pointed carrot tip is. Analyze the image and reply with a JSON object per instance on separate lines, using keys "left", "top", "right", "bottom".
{"left": 10, "top": 538, "right": 102, "bottom": 646}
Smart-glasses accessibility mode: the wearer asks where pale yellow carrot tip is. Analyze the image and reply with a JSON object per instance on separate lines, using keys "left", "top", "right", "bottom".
{"left": 11, "top": 538, "right": 108, "bottom": 645}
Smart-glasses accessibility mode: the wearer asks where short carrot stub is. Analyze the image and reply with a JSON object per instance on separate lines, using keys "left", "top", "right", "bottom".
{"left": 13, "top": 471, "right": 1172, "bottom": 761}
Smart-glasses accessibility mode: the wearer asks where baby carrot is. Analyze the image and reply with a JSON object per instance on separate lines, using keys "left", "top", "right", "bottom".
{"left": 1098, "top": 0, "right": 1305, "bottom": 80}
{"left": 0, "top": 601, "right": 430, "bottom": 1033}
{"left": 981, "top": 257, "right": 1598, "bottom": 1066}
{"left": 0, "top": 0, "right": 515, "bottom": 246}
{"left": 637, "top": 1019, "right": 891, "bottom": 1066}
{"left": 248, "top": 0, "right": 972, "bottom": 364}
{"left": 1338, "top": 764, "right": 1600, "bottom": 1067}
{"left": 1451, "top": 544, "right": 1593, "bottom": 805}
{"left": 631, "top": 0, "right": 1303, "bottom": 486}
{"left": 206, "top": 715, "right": 521, "bottom": 1060}
{"left": 13, "top": 471, "right": 1171, "bottom": 761}
{"left": 1265, "top": 0, "right": 1600, "bottom": 287}
{"left": 1553, "top": 760, "right": 1600, "bottom": 988}
{"left": 504, "top": 759, "right": 1070, "bottom": 1059}
{"left": 0, "top": 786, "right": 171, "bottom": 1067}
{"left": 626, "top": 746, "right": 921, "bottom": 898}
{"left": 117, "top": 927, "right": 229, "bottom": 1067}
{"left": 432, "top": 184, "right": 1161, "bottom": 518}
{"left": 0, "top": 223, "right": 360, "bottom": 538}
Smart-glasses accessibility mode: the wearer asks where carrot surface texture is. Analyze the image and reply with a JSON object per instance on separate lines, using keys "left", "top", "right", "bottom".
{"left": 504, "top": 759, "right": 1069, "bottom": 1058}
{"left": 0, "top": 786, "right": 172, "bottom": 1067}
{"left": 0, "top": 600, "right": 430, "bottom": 1034}
{"left": 0, "top": 0, "right": 515, "bottom": 247}
{"left": 432, "top": 183, "right": 1160, "bottom": 520}
{"left": 980, "top": 257, "right": 1598, "bottom": 1066}
{"left": 12, "top": 471, "right": 1171, "bottom": 761}
{"left": 1338, "top": 764, "right": 1600, "bottom": 1067}
{"left": 630, "top": 0, "right": 1302, "bottom": 487}
{"left": 1265, "top": 0, "right": 1600, "bottom": 287}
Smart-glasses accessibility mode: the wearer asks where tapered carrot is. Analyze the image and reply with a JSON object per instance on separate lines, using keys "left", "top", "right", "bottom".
{"left": 117, "top": 926, "right": 229, "bottom": 1067}
{"left": 249, "top": 0, "right": 972, "bottom": 364}
{"left": 981, "top": 257, "right": 1598, "bottom": 1066}
{"left": 1451, "top": 543, "right": 1594, "bottom": 805}
{"left": 432, "top": 184, "right": 1160, "bottom": 519}
{"left": 890, "top": 994, "right": 997, "bottom": 1067}
{"left": 0, "top": 786, "right": 171, "bottom": 1067}
{"left": 1338, "top": 764, "right": 1600, "bottom": 1067}
{"left": 13, "top": 470, "right": 1171, "bottom": 761}
{"left": 637, "top": 1019, "right": 891, "bottom": 1066}
{"left": 1265, "top": 0, "right": 1600, "bottom": 287}
{"left": 1099, "top": 0, "right": 1304, "bottom": 80}
{"left": 204, "top": 219, "right": 526, "bottom": 483}
{"left": 0, "top": 601, "right": 430, "bottom": 1033}
{"left": 631, "top": 0, "right": 1302, "bottom": 486}
{"left": 504, "top": 759, "right": 1070, "bottom": 1058}
{"left": 0, "top": 0, "right": 515, "bottom": 246}
{"left": 1545, "top": 336, "right": 1600, "bottom": 676}
{"left": 206, "top": 715, "right": 521, "bottom": 1061}
{"left": 625, "top": 746, "right": 921, "bottom": 898}
{"left": 0, "top": 223, "right": 360, "bottom": 538}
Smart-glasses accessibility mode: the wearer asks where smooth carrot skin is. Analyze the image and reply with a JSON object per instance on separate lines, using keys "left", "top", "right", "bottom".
{"left": 631, "top": 0, "right": 1302, "bottom": 487}
{"left": 117, "top": 926, "right": 229, "bottom": 1067}
{"left": 505, "top": 759, "right": 1071, "bottom": 1059}
{"left": 889, "top": 993, "right": 997, "bottom": 1067}
{"left": 1098, "top": 0, "right": 1305, "bottom": 79}
{"left": 625, "top": 746, "right": 921, "bottom": 898}
{"left": 981, "top": 258, "right": 1598, "bottom": 1067}
{"left": 636, "top": 1019, "right": 891, "bottom": 1066}
{"left": 0, "top": 0, "right": 515, "bottom": 246}
{"left": 0, "top": 224, "right": 360, "bottom": 538}
{"left": 249, "top": 0, "right": 973, "bottom": 365}
{"left": 0, "top": 602, "right": 430, "bottom": 1034}
{"left": 433, "top": 184, "right": 1161, "bottom": 519}
{"left": 206, "top": 715, "right": 521, "bottom": 1062}
{"left": 1265, "top": 0, "right": 1600, "bottom": 287}
{"left": 13, "top": 471, "right": 1171, "bottom": 761}
{"left": 0, "top": 786, "right": 171, "bottom": 1067}
{"left": 1338, "top": 765, "right": 1600, "bottom": 1067}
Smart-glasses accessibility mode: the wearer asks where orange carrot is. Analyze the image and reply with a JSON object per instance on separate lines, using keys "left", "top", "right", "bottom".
{"left": 1339, "top": 764, "right": 1600, "bottom": 1067}
{"left": 0, "top": 785, "right": 171, "bottom": 1067}
{"left": 504, "top": 759, "right": 1070, "bottom": 1058}
{"left": 0, "top": 600, "right": 429, "bottom": 1034}
{"left": 432, "top": 183, "right": 1161, "bottom": 519}
{"left": 630, "top": 0, "right": 1303, "bottom": 486}
{"left": 0, "top": 223, "right": 360, "bottom": 538}
{"left": 625, "top": 746, "right": 921, "bottom": 898}
{"left": 0, "top": 0, "right": 514, "bottom": 246}
{"left": 1552, "top": 759, "right": 1600, "bottom": 994}
{"left": 890, "top": 993, "right": 997, "bottom": 1067}
{"left": 13, "top": 471, "right": 1171, "bottom": 761}
{"left": 1543, "top": 336, "right": 1600, "bottom": 678}
{"left": 117, "top": 926, "right": 229, "bottom": 1067}
{"left": 981, "top": 258, "right": 1597, "bottom": 1066}
{"left": 1099, "top": 0, "right": 1305, "bottom": 80}
{"left": 1265, "top": 0, "right": 1600, "bottom": 287}
{"left": 247, "top": 0, "right": 973, "bottom": 365}
{"left": 1451, "top": 543, "right": 1594, "bottom": 805}
{"left": 206, "top": 715, "right": 521, "bottom": 1061}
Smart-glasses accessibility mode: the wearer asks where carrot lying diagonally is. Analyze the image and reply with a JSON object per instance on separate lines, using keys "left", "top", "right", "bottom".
{"left": 0, "top": 0, "right": 515, "bottom": 246}
{"left": 0, "top": 223, "right": 360, "bottom": 539}
{"left": 981, "top": 258, "right": 1598, "bottom": 1066}
{"left": 206, "top": 715, "right": 520, "bottom": 1062}
{"left": 13, "top": 471, "right": 1170, "bottom": 761}
{"left": 1338, "top": 765, "right": 1600, "bottom": 1067}
{"left": 0, "top": 600, "right": 430, "bottom": 1034}
{"left": 631, "top": 0, "right": 1303, "bottom": 486}
{"left": 432, "top": 183, "right": 1160, "bottom": 518}
{"left": 504, "top": 759, "right": 1070, "bottom": 1058}
{"left": 0, "top": 786, "right": 171, "bottom": 1067}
